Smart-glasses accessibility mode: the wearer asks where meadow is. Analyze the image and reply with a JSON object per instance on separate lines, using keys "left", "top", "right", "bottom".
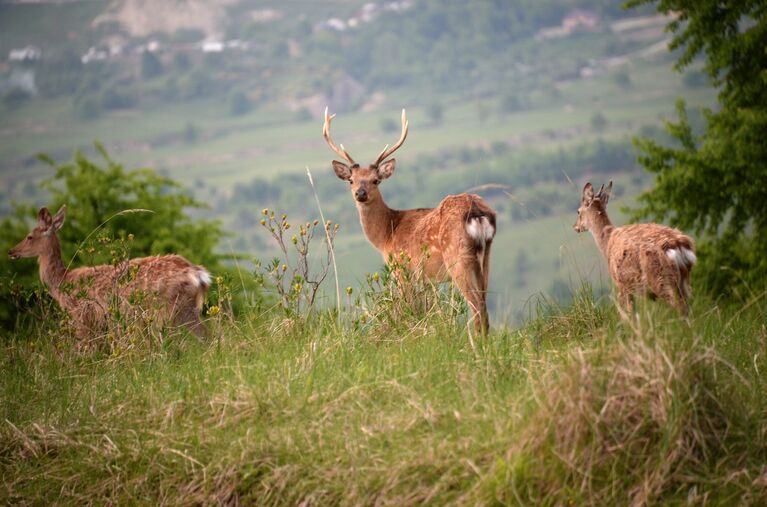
{"left": 2, "top": 287, "right": 765, "bottom": 505}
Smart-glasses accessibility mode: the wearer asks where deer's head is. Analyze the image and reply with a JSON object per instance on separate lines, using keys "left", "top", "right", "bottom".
{"left": 573, "top": 181, "right": 612, "bottom": 233}
{"left": 9, "top": 206, "right": 66, "bottom": 260}
{"left": 324, "top": 108, "right": 408, "bottom": 205}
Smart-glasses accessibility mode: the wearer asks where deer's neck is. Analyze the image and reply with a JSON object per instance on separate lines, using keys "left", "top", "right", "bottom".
{"left": 357, "top": 197, "right": 396, "bottom": 252}
{"left": 589, "top": 210, "right": 615, "bottom": 255}
{"left": 39, "top": 236, "right": 67, "bottom": 295}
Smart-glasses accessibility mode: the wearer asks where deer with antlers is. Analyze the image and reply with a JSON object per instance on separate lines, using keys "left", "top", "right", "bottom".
{"left": 574, "top": 181, "right": 696, "bottom": 318}
{"left": 324, "top": 108, "right": 496, "bottom": 333}
{"left": 9, "top": 206, "right": 211, "bottom": 337}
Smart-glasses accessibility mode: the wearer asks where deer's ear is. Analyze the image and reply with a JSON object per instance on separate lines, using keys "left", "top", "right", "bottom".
{"left": 332, "top": 161, "right": 352, "bottom": 181}
{"left": 37, "top": 207, "right": 52, "bottom": 228}
{"left": 600, "top": 181, "right": 613, "bottom": 205}
{"left": 52, "top": 205, "right": 66, "bottom": 232}
{"left": 377, "top": 159, "right": 396, "bottom": 180}
{"left": 582, "top": 182, "right": 594, "bottom": 204}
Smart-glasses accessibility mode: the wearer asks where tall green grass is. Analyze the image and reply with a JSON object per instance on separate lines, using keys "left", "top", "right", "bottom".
{"left": 1, "top": 290, "right": 765, "bottom": 505}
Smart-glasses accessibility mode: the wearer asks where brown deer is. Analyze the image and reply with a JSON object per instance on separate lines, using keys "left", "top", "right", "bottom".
{"left": 9, "top": 206, "right": 210, "bottom": 337}
{"left": 323, "top": 108, "right": 496, "bottom": 333}
{"left": 573, "top": 181, "right": 696, "bottom": 317}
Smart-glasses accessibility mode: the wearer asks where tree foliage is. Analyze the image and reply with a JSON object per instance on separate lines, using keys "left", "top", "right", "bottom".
{"left": 141, "top": 50, "right": 164, "bottom": 79}
{"left": 0, "top": 145, "right": 228, "bottom": 331}
{"left": 627, "top": 0, "right": 767, "bottom": 295}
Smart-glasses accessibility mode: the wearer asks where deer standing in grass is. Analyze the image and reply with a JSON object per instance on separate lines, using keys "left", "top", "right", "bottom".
{"left": 324, "top": 108, "right": 496, "bottom": 333}
{"left": 9, "top": 206, "right": 211, "bottom": 337}
{"left": 573, "top": 181, "right": 696, "bottom": 317}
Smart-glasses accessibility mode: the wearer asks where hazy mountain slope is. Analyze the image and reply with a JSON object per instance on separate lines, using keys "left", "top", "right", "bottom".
{"left": 93, "top": 0, "right": 238, "bottom": 39}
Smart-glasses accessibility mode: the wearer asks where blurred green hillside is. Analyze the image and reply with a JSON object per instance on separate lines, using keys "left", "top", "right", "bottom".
{"left": 0, "top": 0, "right": 717, "bottom": 321}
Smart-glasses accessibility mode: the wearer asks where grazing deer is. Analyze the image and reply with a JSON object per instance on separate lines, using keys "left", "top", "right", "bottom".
{"left": 323, "top": 108, "right": 496, "bottom": 333}
{"left": 8, "top": 206, "right": 211, "bottom": 337}
{"left": 573, "top": 181, "right": 696, "bottom": 317}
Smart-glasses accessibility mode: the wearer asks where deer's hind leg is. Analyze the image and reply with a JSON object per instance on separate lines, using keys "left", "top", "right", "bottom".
{"left": 481, "top": 240, "right": 493, "bottom": 301}
{"left": 673, "top": 267, "right": 693, "bottom": 320}
{"left": 446, "top": 252, "right": 489, "bottom": 335}
{"left": 616, "top": 286, "right": 635, "bottom": 321}
{"left": 172, "top": 294, "right": 209, "bottom": 338}
{"left": 180, "top": 311, "right": 209, "bottom": 338}
{"left": 663, "top": 280, "right": 690, "bottom": 319}
{"left": 651, "top": 261, "right": 690, "bottom": 320}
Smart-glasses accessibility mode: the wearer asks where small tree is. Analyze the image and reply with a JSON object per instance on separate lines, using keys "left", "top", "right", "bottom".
{"left": 229, "top": 90, "right": 252, "bottom": 116}
{"left": 425, "top": 101, "right": 444, "bottom": 125}
{"left": 141, "top": 50, "right": 164, "bottom": 79}
{"left": 183, "top": 122, "right": 199, "bottom": 144}
{"left": 379, "top": 117, "right": 398, "bottom": 133}
{"left": 613, "top": 69, "right": 632, "bottom": 90}
{"left": 627, "top": 0, "right": 767, "bottom": 295}
{"left": 590, "top": 112, "right": 608, "bottom": 132}
{"left": 173, "top": 53, "right": 192, "bottom": 72}
{"left": 500, "top": 92, "right": 526, "bottom": 113}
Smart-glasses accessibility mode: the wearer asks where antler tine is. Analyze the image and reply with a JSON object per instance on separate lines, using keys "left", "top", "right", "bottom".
{"left": 374, "top": 108, "right": 409, "bottom": 167}
{"left": 323, "top": 107, "right": 356, "bottom": 165}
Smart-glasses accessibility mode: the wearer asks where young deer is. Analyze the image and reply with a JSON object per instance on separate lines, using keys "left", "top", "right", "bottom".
{"left": 9, "top": 206, "right": 211, "bottom": 337}
{"left": 573, "top": 181, "right": 696, "bottom": 317}
{"left": 324, "top": 108, "right": 496, "bottom": 333}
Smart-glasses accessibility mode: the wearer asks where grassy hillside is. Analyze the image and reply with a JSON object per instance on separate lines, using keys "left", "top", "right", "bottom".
{"left": 2, "top": 291, "right": 765, "bottom": 504}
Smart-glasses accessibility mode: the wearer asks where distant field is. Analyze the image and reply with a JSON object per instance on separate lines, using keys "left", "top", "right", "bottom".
{"left": 0, "top": 60, "right": 714, "bottom": 188}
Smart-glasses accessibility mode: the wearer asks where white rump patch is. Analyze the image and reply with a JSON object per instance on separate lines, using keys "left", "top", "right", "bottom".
{"left": 666, "top": 248, "right": 697, "bottom": 269}
{"left": 466, "top": 216, "right": 495, "bottom": 272}
{"left": 681, "top": 247, "right": 697, "bottom": 266}
{"left": 666, "top": 248, "right": 678, "bottom": 263}
{"left": 466, "top": 216, "right": 495, "bottom": 244}
{"left": 190, "top": 269, "right": 212, "bottom": 287}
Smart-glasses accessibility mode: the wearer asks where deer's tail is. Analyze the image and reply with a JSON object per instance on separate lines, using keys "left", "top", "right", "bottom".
{"left": 464, "top": 197, "right": 496, "bottom": 277}
{"left": 189, "top": 268, "right": 212, "bottom": 311}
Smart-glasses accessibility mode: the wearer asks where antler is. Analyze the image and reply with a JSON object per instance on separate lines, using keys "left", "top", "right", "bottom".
{"left": 323, "top": 107, "right": 356, "bottom": 166}
{"left": 372, "top": 108, "right": 409, "bottom": 168}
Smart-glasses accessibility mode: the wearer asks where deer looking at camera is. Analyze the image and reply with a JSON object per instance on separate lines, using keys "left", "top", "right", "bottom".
{"left": 324, "top": 108, "right": 496, "bottom": 333}
{"left": 574, "top": 181, "right": 696, "bottom": 318}
{"left": 9, "top": 206, "right": 211, "bottom": 337}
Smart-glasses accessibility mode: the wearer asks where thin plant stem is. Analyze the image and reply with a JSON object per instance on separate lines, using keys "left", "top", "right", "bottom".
{"left": 306, "top": 166, "right": 341, "bottom": 319}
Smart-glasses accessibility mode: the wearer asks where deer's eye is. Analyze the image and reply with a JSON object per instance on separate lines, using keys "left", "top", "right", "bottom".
{"left": 349, "top": 179, "right": 354, "bottom": 185}
{"left": 26, "top": 235, "right": 32, "bottom": 240}
{"left": 372, "top": 179, "right": 380, "bottom": 185}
